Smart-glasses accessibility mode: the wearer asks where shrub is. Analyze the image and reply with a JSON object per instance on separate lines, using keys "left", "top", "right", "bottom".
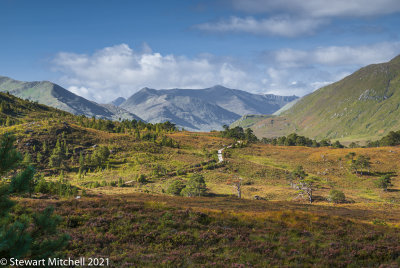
{"left": 167, "top": 179, "right": 186, "bottom": 196}
{"left": 375, "top": 175, "right": 392, "bottom": 191}
{"left": 181, "top": 173, "right": 207, "bottom": 197}
{"left": 137, "top": 174, "right": 147, "bottom": 184}
{"left": 328, "top": 189, "right": 346, "bottom": 204}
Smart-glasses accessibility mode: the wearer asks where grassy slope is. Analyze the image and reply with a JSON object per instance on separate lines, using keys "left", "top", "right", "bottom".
{"left": 250, "top": 55, "right": 400, "bottom": 142}
{"left": 230, "top": 114, "right": 273, "bottom": 129}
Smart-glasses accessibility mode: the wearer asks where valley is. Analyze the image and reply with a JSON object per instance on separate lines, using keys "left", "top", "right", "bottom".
{"left": 3, "top": 1, "right": 400, "bottom": 266}
{"left": 1, "top": 92, "right": 399, "bottom": 266}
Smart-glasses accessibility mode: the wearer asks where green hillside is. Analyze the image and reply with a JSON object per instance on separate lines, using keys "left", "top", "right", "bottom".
{"left": 230, "top": 114, "right": 272, "bottom": 128}
{"left": 248, "top": 55, "right": 400, "bottom": 142}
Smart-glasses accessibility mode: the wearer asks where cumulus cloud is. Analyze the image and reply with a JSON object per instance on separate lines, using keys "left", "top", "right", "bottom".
{"left": 195, "top": 16, "right": 327, "bottom": 37}
{"left": 51, "top": 42, "right": 400, "bottom": 101}
{"left": 231, "top": 0, "right": 400, "bottom": 17}
{"left": 51, "top": 44, "right": 264, "bottom": 102}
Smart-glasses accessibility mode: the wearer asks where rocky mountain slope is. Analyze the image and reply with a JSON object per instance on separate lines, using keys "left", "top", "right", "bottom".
{"left": 120, "top": 86, "right": 297, "bottom": 131}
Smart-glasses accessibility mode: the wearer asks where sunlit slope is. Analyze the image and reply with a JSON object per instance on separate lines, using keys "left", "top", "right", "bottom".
{"left": 252, "top": 55, "right": 400, "bottom": 141}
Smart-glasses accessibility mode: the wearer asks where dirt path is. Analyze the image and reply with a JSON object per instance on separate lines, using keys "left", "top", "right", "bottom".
{"left": 218, "top": 141, "right": 241, "bottom": 162}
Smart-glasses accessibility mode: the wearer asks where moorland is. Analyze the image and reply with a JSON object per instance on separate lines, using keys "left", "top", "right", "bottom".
{"left": 1, "top": 90, "right": 400, "bottom": 267}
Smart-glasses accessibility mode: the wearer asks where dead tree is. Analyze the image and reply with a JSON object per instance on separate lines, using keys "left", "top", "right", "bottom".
{"left": 227, "top": 176, "right": 243, "bottom": 198}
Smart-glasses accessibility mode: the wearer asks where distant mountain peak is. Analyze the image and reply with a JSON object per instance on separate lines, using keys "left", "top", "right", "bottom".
{"left": 109, "top": 97, "right": 126, "bottom": 106}
{"left": 121, "top": 85, "right": 297, "bottom": 131}
{"left": 210, "top": 85, "right": 228, "bottom": 89}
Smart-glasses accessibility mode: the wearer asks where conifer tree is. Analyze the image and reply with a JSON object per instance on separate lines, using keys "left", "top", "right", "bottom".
{"left": 42, "top": 141, "right": 47, "bottom": 154}
{"left": 79, "top": 151, "right": 84, "bottom": 168}
{"left": 49, "top": 138, "right": 64, "bottom": 168}
{"left": 36, "top": 152, "right": 42, "bottom": 163}
{"left": 22, "top": 152, "right": 32, "bottom": 167}
{"left": 181, "top": 173, "right": 207, "bottom": 197}
{"left": 0, "top": 133, "right": 69, "bottom": 259}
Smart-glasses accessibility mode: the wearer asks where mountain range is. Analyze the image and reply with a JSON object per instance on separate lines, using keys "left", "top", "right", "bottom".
{"left": 0, "top": 76, "right": 142, "bottom": 122}
{"left": 232, "top": 54, "right": 400, "bottom": 142}
{"left": 118, "top": 85, "right": 298, "bottom": 131}
{"left": 0, "top": 76, "right": 297, "bottom": 131}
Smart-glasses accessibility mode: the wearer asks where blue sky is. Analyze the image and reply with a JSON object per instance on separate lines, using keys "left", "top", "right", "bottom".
{"left": 1, "top": 0, "right": 400, "bottom": 102}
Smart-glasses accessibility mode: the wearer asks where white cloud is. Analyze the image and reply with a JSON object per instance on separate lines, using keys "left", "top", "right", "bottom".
{"left": 51, "top": 42, "right": 400, "bottom": 102}
{"left": 195, "top": 16, "right": 327, "bottom": 37}
{"left": 196, "top": 0, "right": 400, "bottom": 37}
{"left": 231, "top": 0, "right": 400, "bottom": 17}
{"left": 51, "top": 44, "right": 264, "bottom": 102}
{"left": 260, "top": 42, "right": 400, "bottom": 96}
{"left": 272, "top": 42, "right": 400, "bottom": 67}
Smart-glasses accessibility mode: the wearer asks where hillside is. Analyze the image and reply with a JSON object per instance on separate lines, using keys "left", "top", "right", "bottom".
{"left": 243, "top": 55, "right": 400, "bottom": 142}
{"left": 1, "top": 94, "right": 400, "bottom": 266}
{"left": 120, "top": 85, "right": 298, "bottom": 131}
{"left": 0, "top": 75, "right": 142, "bottom": 121}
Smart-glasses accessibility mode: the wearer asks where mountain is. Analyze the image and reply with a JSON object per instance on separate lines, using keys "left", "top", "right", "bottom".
{"left": 0, "top": 76, "right": 142, "bottom": 121}
{"left": 109, "top": 97, "right": 126, "bottom": 106}
{"left": 120, "top": 86, "right": 297, "bottom": 131}
{"left": 240, "top": 55, "right": 400, "bottom": 142}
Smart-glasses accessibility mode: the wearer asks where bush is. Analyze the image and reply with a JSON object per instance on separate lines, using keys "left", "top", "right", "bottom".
{"left": 181, "top": 173, "right": 207, "bottom": 197}
{"left": 328, "top": 189, "right": 346, "bottom": 204}
{"left": 375, "top": 175, "right": 392, "bottom": 191}
{"left": 137, "top": 174, "right": 147, "bottom": 184}
{"left": 166, "top": 179, "right": 186, "bottom": 196}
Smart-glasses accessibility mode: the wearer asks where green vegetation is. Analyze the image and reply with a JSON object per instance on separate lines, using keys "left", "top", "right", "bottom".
{"left": 181, "top": 173, "right": 207, "bottom": 197}
{"left": 367, "top": 130, "right": 400, "bottom": 147}
{"left": 1, "top": 91, "right": 400, "bottom": 266}
{"left": 221, "top": 125, "right": 258, "bottom": 142}
{"left": 0, "top": 133, "right": 69, "bottom": 259}
{"left": 261, "top": 132, "right": 344, "bottom": 148}
{"left": 328, "top": 189, "right": 346, "bottom": 203}
{"left": 167, "top": 179, "right": 186, "bottom": 196}
{"left": 375, "top": 175, "right": 393, "bottom": 191}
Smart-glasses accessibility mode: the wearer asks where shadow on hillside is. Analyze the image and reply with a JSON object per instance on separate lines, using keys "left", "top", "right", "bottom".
{"left": 387, "top": 189, "right": 400, "bottom": 192}
{"left": 206, "top": 193, "right": 233, "bottom": 198}
{"left": 361, "top": 171, "right": 397, "bottom": 177}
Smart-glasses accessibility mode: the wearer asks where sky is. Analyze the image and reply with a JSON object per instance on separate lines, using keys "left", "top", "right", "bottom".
{"left": 1, "top": 0, "right": 400, "bottom": 103}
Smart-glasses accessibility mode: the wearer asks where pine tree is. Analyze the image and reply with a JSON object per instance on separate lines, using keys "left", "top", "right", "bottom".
{"left": 42, "top": 141, "right": 47, "bottom": 154}
{"left": 36, "top": 152, "right": 42, "bottom": 163}
{"left": 79, "top": 151, "right": 84, "bottom": 168}
{"left": 5, "top": 116, "right": 11, "bottom": 126}
{"left": 0, "top": 133, "right": 69, "bottom": 259}
{"left": 22, "top": 152, "right": 32, "bottom": 167}
{"left": 181, "top": 173, "right": 207, "bottom": 197}
{"left": 49, "top": 139, "right": 64, "bottom": 168}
